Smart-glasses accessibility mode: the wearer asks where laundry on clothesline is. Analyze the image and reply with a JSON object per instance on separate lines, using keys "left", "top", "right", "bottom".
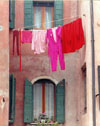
{"left": 13, "top": 30, "right": 19, "bottom": 55}
{"left": 32, "top": 30, "right": 47, "bottom": 54}
{"left": 12, "top": 18, "right": 85, "bottom": 72}
{"left": 21, "top": 30, "right": 32, "bottom": 43}
{"left": 62, "top": 18, "right": 85, "bottom": 53}
{"left": 45, "top": 26, "right": 65, "bottom": 72}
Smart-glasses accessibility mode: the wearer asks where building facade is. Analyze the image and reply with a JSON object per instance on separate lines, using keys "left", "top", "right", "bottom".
{"left": 1, "top": 0, "right": 100, "bottom": 126}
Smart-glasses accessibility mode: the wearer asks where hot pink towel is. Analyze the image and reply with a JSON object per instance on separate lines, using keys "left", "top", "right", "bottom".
{"left": 21, "top": 30, "right": 32, "bottom": 43}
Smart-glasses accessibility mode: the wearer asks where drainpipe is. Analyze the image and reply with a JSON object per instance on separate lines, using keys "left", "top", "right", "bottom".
{"left": 90, "top": 0, "right": 96, "bottom": 126}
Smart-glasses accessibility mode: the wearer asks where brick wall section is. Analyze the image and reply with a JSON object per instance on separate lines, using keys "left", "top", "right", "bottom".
{"left": 0, "top": 1, "right": 9, "bottom": 126}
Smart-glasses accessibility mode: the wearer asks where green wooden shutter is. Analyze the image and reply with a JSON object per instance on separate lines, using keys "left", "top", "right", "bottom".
{"left": 9, "top": 0, "right": 12, "bottom": 22}
{"left": 24, "top": 79, "right": 33, "bottom": 123}
{"left": 9, "top": 0, "right": 15, "bottom": 29}
{"left": 54, "top": 0, "right": 63, "bottom": 27}
{"left": 9, "top": 74, "right": 16, "bottom": 123}
{"left": 55, "top": 79, "right": 65, "bottom": 123}
{"left": 24, "top": 0, "right": 33, "bottom": 29}
{"left": 98, "top": 66, "right": 100, "bottom": 109}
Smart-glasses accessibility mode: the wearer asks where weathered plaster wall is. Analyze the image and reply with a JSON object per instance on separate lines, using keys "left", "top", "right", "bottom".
{"left": 79, "top": 0, "right": 98, "bottom": 126}
{"left": 9, "top": 1, "right": 85, "bottom": 126}
{"left": 94, "top": 1, "right": 100, "bottom": 126}
{"left": 0, "top": 1, "right": 9, "bottom": 126}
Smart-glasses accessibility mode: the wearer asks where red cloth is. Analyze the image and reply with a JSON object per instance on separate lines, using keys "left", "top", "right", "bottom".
{"left": 62, "top": 18, "right": 85, "bottom": 53}
{"left": 13, "top": 30, "right": 19, "bottom": 55}
{"left": 19, "top": 30, "right": 21, "bottom": 72}
{"left": 21, "top": 30, "right": 32, "bottom": 43}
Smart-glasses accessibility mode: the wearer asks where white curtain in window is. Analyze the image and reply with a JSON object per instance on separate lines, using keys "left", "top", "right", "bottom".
{"left": 35, "top": 7, "right": 41, "bottom": 28}
{"left": 33, "top": 83, "right": 42, "bottom": 119}
{"left": 45, "top": 7, "right": 52, "bottom": 28}
{"left": 45, "top": 83, "right": 54, "bottom": 120}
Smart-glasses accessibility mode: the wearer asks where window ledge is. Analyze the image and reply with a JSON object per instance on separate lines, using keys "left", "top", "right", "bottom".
{"left": 26, "top": 123, "right": 64, "bottom": 126}
{"left": 30, "top": 123, "right": 57, "bottom": 125}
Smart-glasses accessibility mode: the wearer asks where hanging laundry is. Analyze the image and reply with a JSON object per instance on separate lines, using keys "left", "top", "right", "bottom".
{"left": 21, "top": 30, "right": 32, "bottom": 43}
{"left": 32, "top": 30, "right": 47, "bottom": 54}
{"left": 19, "top": 30, "right": 22, "bottom": 72}
{"left": 13, "top": 30, "right": 19, "bottom": 55}
{"left": 52, "top": 27, "right": 57, "bottom": 42}
{"left": 62, "top": 18, "right": 85, "bottom": 53}
{"left": 45, "top": 26, "right": 65, "bottom": 72}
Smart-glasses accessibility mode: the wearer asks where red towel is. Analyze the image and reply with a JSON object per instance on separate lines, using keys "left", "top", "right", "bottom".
{"left": 19, "top": 30, "right": 21, "bottom": 72}
{"left": 62, "top": 18, "right": 85, "bottom": 53}
{"left": 13, "top": 30, "right": 19, "bottom": 55}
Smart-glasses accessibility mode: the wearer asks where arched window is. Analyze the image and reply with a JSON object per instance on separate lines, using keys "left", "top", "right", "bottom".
{"left": 33, "top": 79, "right": 55, "bottom": 120}
{"left": 24, "top": 78, "right": 65, "bottom": 124}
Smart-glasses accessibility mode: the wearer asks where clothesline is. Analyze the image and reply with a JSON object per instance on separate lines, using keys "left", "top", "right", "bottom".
{"left": 13, "top": 18, "right": 85, "bottom": 72}
{"left": 14, "top": 15, "right": 85, "bottom": 30}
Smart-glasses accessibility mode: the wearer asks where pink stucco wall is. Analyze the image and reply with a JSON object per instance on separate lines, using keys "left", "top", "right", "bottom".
{"left": 0, "top": 1, "right": 9, "bottom": 126}
{"left": 9, "top": 1, "right": 85, "bottom": 126}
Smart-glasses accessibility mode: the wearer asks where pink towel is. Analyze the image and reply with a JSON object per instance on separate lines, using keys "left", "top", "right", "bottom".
{"left": 21, "top": 30, "right": 32, "bottom": 43}
{"left": 32, "top": 30, "right": 47, "bottom": 54}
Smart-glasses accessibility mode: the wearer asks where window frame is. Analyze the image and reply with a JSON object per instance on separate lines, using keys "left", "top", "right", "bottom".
{"left": 33, "top": 1, "right": 54, "bottom": 7}
{"left": 33, "top": 80, "right": 55, "bottom": 121}
{"left": 24, "top": 78, "right": 65, "bottom": 123}
{"left": 33, "top": 1, "right": 54, "bottom": 29}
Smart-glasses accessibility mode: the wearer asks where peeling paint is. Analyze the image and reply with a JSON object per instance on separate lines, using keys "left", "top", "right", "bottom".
{"left": 0, "top": 97, "right": 5, "bottom": 110}
{"left": 0, "top": 90, "right": 8, "bottom": 97}
{"left": 0, "top": 90, "right": 8, "bottom": 110}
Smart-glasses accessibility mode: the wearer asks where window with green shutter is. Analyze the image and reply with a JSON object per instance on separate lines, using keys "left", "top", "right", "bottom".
{"left": 55, "top": 79, "right": 65, "bottom": 123}
{"left": 24, "top": 79, "right": 33, "bottom": 123}
{"left": 24, "top": 78, "right": 65, "bottom": 124}
{"left": 9, "top": 74, "right": 16, "bottom": 123}
{"left": 9, "top": 0, "right": 15, "bottom": 29}
{"left": 24, "top": 0, "right": 33, "bottom": 29}
{"left": 24, "top": 0, "right": 54, "bottom": 29}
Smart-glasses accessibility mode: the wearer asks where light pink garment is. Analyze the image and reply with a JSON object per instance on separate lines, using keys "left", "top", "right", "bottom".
{"left": 32, "top": 30, "right": 47, "bottom": 54}
{"left": 21, "top": 30, "right": 32, "bottom": 43}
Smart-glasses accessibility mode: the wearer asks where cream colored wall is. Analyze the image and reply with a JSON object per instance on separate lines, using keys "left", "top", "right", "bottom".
{"left": 94, "top": 1, "right": 100, "bottom": 126}
{"left": 79, "top": 0, "right": 100, "bottom": 126}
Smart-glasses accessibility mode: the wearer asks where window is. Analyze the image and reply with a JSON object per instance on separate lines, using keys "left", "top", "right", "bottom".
{"left": 83, "top": 71, "right": 87, "bottom": 113}
{"left": 24, "top": 0, "right": 63, "bottom": 29}
{"left": 9, "top": 74, "right": 16, "bottom": 123}
{"left": 33, "top": 80, "right": 55, "bottom": 120}
{"left": 98, "top": 66, "right": 100, "bottom": 109}
{"left": 81, "top": 63, "right": 87, "bottom": 113}
{"left": 33, "top": 1, "right": 54, "bottom": 29}
{"left": 24, "top": 78, "right": 65, "bottom": 123}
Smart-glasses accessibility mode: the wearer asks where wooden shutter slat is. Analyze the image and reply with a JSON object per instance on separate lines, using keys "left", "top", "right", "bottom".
{"left": 55, "top": 79, "right": 65, "bottom": 123}
{"left": 9, "top": 74, "right": 16, "bottom": 123}
{"left": 54, "top": 0, "right": 63, "bottom": 27}
{"left": 9, "top": 0, "right": 15, "bottom": 29}
{"left": 24, "top": 79, "right": 33, "bottom": 123}
{"left": 24, "top": 0, "right": 33, "bottom": 29}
